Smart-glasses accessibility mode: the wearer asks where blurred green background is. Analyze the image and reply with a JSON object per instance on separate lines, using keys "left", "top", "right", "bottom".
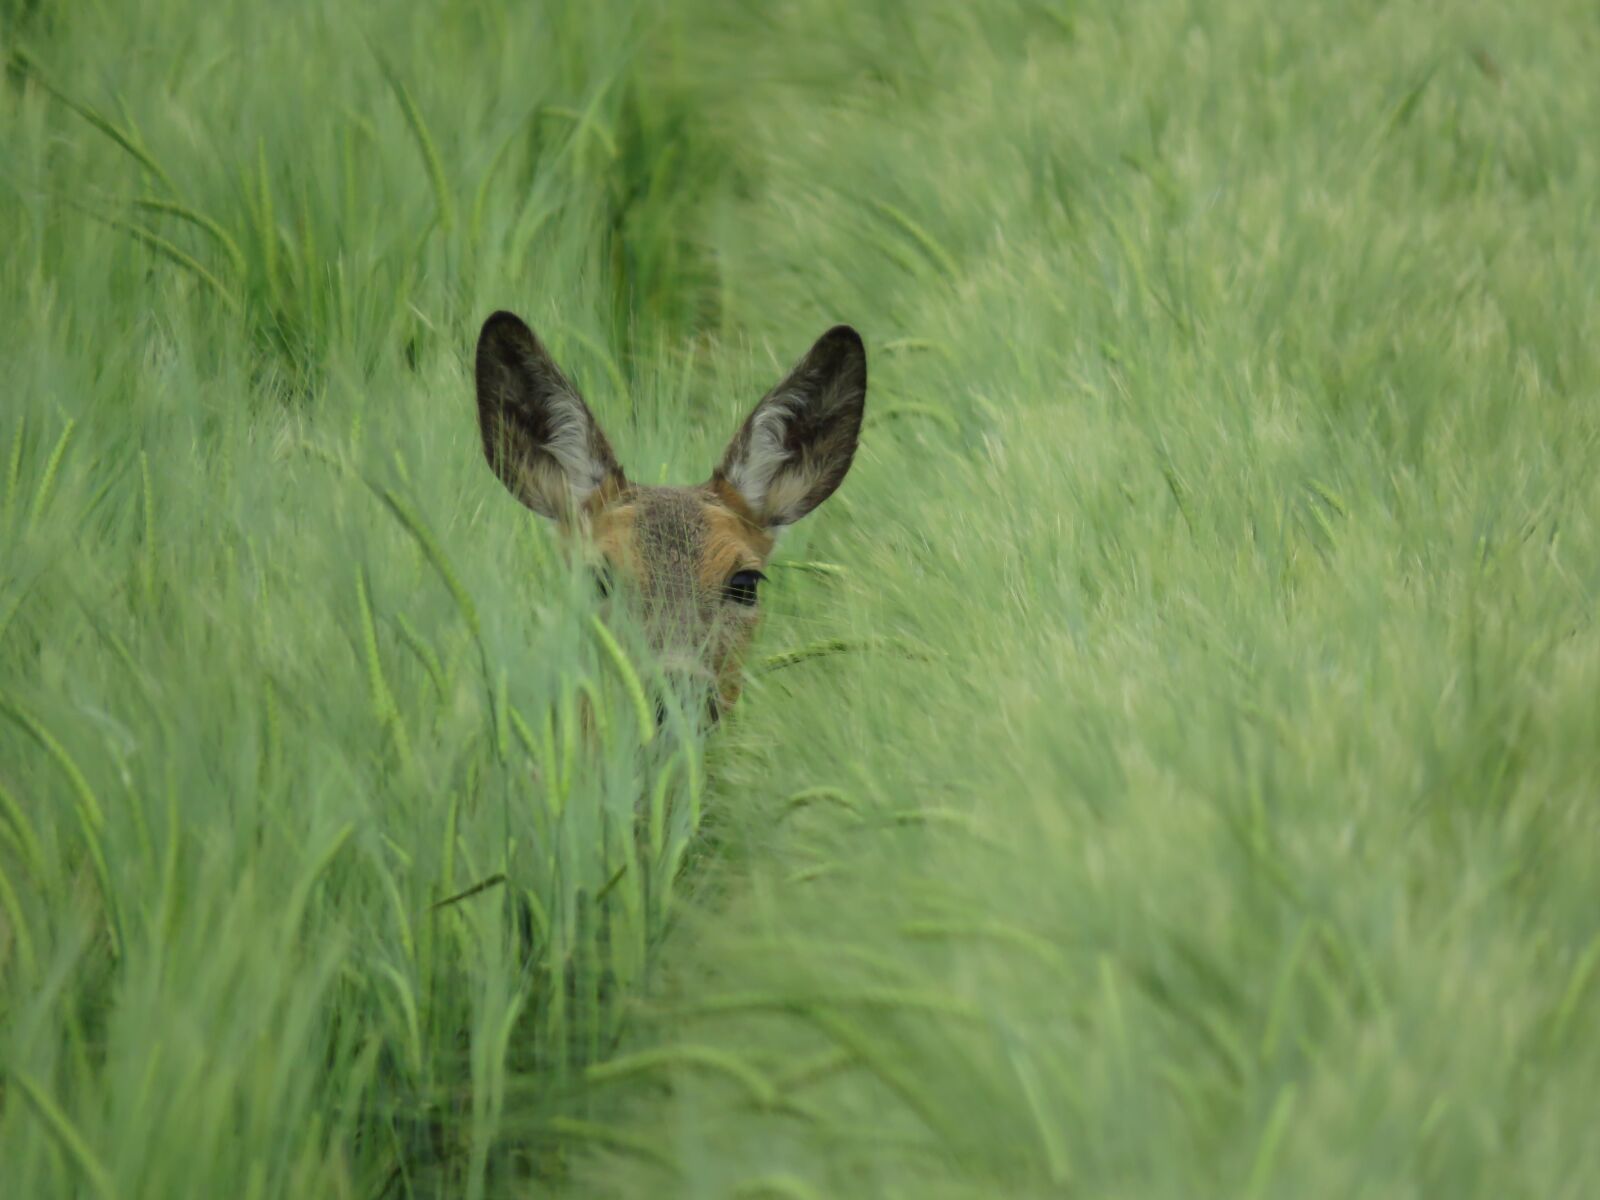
{"left": 2, "top": 1, "right": 1597, "bottom": 1195}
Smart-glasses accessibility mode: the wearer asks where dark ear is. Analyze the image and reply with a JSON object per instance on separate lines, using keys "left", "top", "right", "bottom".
{"left": 713, "top": 325, "right": 866, "bottom": 528}
{"left": 473, "top": 311, "right": 626, "bottom": 520}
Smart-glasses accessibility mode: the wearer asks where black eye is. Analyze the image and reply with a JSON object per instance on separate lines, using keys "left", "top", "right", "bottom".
{"left": 723, "top": 569, "right": 764, "bottom": 606}
{"left": 592, "top": 564, "right": 614, "bottom": 599}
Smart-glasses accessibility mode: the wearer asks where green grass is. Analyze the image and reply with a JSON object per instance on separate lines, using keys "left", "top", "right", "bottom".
{"left": 3, "top": 0, "right": 1598, "bottom": 1196}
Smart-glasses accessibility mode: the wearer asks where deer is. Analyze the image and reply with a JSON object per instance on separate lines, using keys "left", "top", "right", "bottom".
{"left": 472, "top": 311, "right": 866, "bottom": 724}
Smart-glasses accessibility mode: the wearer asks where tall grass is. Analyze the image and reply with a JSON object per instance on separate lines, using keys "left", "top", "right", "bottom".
{"left": 3, "top": 0, "right": 1598, "bottom": 1196}
{"left": 2, "top": 0, "right": 730, "bottom": 1192}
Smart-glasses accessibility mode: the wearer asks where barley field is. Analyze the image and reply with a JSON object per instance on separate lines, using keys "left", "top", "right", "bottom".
{"left": 2, "top": 1, "right": 1598, "bottom": 1196}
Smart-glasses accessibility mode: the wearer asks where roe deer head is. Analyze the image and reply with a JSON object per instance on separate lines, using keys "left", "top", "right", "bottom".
{"left": 473, "top": 311, "right": 866, "bottom": 721}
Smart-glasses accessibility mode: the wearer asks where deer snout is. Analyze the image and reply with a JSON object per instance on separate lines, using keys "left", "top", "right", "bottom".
{"left": 653, "top": 657, "right": 721, "bottom": 729}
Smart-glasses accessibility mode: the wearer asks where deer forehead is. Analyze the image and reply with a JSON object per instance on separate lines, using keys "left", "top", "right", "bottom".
{"left": 592, "top": 486, "right": 773, "bottom": 592}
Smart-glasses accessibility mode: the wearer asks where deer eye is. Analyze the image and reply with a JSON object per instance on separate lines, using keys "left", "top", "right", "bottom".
{"left": 591, "top": 564, "right": 614, "bottom": 599}
{"left": 723, "top": 569, "right": 764, "bottom": 606}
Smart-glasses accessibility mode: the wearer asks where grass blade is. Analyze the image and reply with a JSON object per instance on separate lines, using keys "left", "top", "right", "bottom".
{"left": 0, "top": 691, "right": 105, "bottom": 830}
{"left": 11, "top": 45, "right": 177, "bottom": 195}
{"left": 92, "top": 213, "right": 241, "bottom": 314}
{"left": 11, "top": 1073, "right": 116, "bottom": 1200}
{"left": 866, "top": 197, "right": 958, "bottom": 279}
{"left": 586, "top": 1045, "right": 777, "bottom": 1108}
{"left": 26, "top": 418, "right": 76, "bottom": 535}
{"left": 375, "top": 53, "right": 454, "bottom": 232}
{"left": 3, "top": 413, "right": 24, "bottom": 533}
{"left": 589, "top": 614, "right": 654, "bottom": 747}
{"left": 132, "top": 197, "right": 245, "bottom": 274}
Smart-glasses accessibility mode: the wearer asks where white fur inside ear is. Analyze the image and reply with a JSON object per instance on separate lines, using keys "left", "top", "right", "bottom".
{"left": 718, "top": 327, "right": 863, "bottom": 527}
{"left": 726, "top": 392, "right": 814, "bottom": 521}
{"left": 760, "top": 457, "right": 828, "bottom": 525}
{"left": 543, "top": 391, "right": 609, "bottom": 506}
{"left": 513, "top": 455, "right": 576, "bottom": 518}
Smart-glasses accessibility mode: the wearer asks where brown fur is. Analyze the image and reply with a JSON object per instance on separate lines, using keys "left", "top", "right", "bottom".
{"left": 587, "top": 486, "right": 771, "bottom": 709}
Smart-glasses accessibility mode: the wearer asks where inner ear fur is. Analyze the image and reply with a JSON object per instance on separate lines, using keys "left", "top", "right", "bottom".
{"left": 474, "top": 310, "right": 626, "bottom": 521}
{"left": 713, "top": 325, "right": 866, "bottom": 528}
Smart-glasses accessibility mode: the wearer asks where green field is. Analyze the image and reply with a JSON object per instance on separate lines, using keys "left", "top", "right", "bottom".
{"left": 3, "top": 1, "right": 1598, "bottom": 1195}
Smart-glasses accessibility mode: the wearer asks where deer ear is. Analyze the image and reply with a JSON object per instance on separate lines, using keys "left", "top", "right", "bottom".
{"left": 713, "top": 325, "right": 866, "bottom": 528}
{"left": 474, "top": 311, "right": 626, "bottom": 520}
